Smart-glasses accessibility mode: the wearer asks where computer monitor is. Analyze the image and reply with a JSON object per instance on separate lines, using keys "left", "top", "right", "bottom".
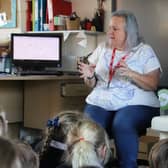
{"left": 11, "top": 32, "right": 62, "bottom": 71}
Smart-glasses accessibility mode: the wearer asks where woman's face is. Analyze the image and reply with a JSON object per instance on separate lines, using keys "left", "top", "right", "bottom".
{"left": 107, "top": 16, "right": 127, "bottom": 50}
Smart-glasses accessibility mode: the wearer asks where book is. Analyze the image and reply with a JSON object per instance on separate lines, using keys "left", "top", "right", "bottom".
{"left": 31, "top": 0, "right": 35, "bottom": 31}
{"left": 26, "top": 0, "right": 32, "bottom": 31}
{"left": 39, "top": 0, "right": 47, "bottom": 31}
{"left": 34, "top": 0, "right": 41, "bottom": 31}
{"left": 47, "top": 0, "right": 54, "bottom": 31}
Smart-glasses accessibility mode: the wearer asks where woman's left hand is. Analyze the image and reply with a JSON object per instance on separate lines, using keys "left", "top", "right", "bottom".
{"left": 117, "top": 60, "right": 133, "bottom": 79}
{"left": 117, "top": 61, "right": 160, "bottom": 91}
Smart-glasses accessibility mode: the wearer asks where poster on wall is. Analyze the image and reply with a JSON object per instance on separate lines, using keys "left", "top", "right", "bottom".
{"left": 0, "top": 0, "right": 16, "bottom": 28}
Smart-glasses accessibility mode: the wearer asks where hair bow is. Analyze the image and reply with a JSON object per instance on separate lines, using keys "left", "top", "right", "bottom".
{"left": 47, "top": 117, "right": 59, "bottom": 127}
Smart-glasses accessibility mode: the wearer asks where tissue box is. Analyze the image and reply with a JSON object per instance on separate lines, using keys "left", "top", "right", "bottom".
{"left": 138, "top": 135, "right": 159, "bottom": 160}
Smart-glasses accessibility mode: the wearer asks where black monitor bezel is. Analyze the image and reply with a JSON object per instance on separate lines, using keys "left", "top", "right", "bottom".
{"left": 11, "top": 32, "right": 63, "bottom": 70}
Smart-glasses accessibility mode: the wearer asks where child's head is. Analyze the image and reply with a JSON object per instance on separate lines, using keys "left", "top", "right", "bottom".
{"left": 0, "top": 137, "right": 22, "bottom": 168}
{"left": 0, "top": 112, "right": 8, "bottom": 137}
{"left": 40, "top": 110, "right": 84, "bottom": 168}
{"left": 15, "top": 140, "right": 39, "bottom": 168}
{"left": 47, "top": 110, "right": 84, "bottom": 139}
{"left": 148, "top": 138, "right": 168, "bottom": 168}
{"left": 65, "top": 119, "right": 112, "bottom": 168}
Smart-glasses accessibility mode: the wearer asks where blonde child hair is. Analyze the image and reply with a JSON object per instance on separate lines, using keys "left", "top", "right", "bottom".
{"left": 0, "top": 112, "right": 8, "bottom": 137}
{"left": 15, "top": 140, "right": 39, "bottom": 168}
{"left": 66, "top": 119, "right": 112, "bottom": 168}
{"left": 40, "top": 110, "right": 84, "bottom": 168}
{"left": 148, "top": 138, "right": 168, "bottom": 168}
{"left": 0, "top": 137, "right": 22, "bottom": 168}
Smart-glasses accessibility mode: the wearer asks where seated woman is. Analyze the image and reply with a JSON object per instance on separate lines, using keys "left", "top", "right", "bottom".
{"left": 78, "top": 10, "right": 161, "bottom": 168}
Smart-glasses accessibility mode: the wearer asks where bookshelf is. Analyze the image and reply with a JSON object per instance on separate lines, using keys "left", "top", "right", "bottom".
{"left": 25, "top": 0, "right": 108, "bottom": 32}
{"left": 26, "top": 0, "right": 72, "bottom": 31}
{"left": 0, "top": 0, "right": 112, "bottom": 43}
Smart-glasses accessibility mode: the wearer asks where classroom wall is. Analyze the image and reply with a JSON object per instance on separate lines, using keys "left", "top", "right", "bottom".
{"left": 72, "top": 0, "right": 112, "bottom": 32}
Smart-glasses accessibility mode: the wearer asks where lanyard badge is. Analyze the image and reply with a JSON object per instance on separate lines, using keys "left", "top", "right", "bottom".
{"left": 107, "top": 48, "right": 129, "bottom": 88}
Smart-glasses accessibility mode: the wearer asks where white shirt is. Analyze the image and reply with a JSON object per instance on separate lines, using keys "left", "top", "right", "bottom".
{"left": 86, "top": 42, "right": 161, "bottom": 111}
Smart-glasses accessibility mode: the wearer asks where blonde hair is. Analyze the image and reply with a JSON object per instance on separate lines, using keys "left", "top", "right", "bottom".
{"left": 41, "top": 110, "right": 84, "bottom": 152}
{"left": 0, "top": 137, "right": 21, "bottom": 168}
{"left": 15, "top": 140, "right": 39, "bottom": 168}
{"left": 148, "top": 138, "right": 168, "bottom": 168}
{"left": 66, "top": 119, "right": 112, "bottom": 168}
{"left": 40, "top": 110, "right": 84, "bottom": 167}
{"left": 0, "top": 112, "right": 8, "bottom": 137}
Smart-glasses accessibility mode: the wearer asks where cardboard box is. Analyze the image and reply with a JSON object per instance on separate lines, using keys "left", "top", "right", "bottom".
{"left": 109, "top": 135, "right": 159, "bottom": 161}
{"left": 138, "top": 135, "right": 159, "bottom": 160}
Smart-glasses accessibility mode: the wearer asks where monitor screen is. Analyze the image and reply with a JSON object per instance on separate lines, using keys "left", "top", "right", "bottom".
{"left": 11, "top": 33, "right": 62, "bottom": 71}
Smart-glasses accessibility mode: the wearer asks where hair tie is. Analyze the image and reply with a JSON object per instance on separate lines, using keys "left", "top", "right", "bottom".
{"left": 79, "top": 137, "right": 85, "bottom": 141}
{"left": 47, "top": 117, "right": 59, "bottom": 127}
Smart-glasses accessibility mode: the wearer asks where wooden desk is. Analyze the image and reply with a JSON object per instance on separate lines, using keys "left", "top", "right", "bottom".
{"left": 0, "top": 75, "right": 90, "bottom": 129}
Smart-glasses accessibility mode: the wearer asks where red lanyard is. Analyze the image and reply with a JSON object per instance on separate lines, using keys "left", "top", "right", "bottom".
{"left": 108, "top": 48, "right": 129, "bottom": 87}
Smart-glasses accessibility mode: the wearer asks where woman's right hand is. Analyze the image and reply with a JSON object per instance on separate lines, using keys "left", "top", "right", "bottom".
{"left": 78, "top": 61, "right": 95, "bottom": 79}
